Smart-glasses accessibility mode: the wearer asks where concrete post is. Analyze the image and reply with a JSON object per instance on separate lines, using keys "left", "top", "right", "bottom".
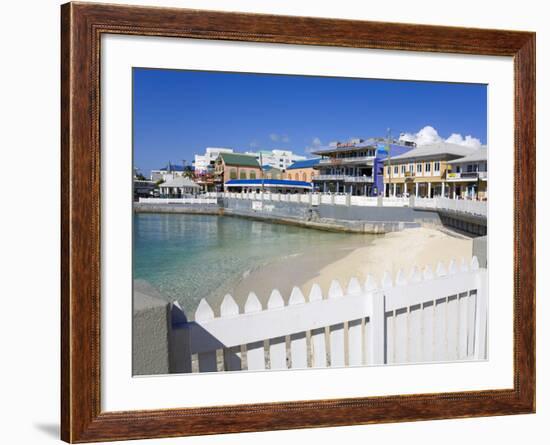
{"left": 392, "top": 183, "right": 397, "bottom": 197}
{"left": 428, "top": 182, "right": 432, "bottom": 198}
{"left": 415, "top": 182, "right": 419, "bottom": 197}
{"left": 133, "top": 287, "right": 173, "bottom": 375}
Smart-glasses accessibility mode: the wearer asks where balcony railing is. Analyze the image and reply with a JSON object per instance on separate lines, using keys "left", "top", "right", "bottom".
{"left": 446, "top": 171, "right": 488, "bottom": 180}
{"left": 312, "top": 174, "right": 374, "bottom": 183}
{"left": 318, "top": 156, "right": 375, "bottom": 165}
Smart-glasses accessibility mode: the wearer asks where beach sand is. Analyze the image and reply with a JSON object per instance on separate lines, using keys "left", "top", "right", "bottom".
{"left": 211, "top": 226, "right": 473, "bottom": 312}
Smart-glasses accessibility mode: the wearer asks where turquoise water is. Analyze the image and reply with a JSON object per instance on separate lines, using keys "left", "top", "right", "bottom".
{"left": 134, "top": 213, "right": 371, "bottom": 313}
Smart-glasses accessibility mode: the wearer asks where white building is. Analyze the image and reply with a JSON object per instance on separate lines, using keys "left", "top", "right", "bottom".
{"left": 158, "top": 177, "right": 200, "bottom": 197}
{"left": 244, "top": 149, "right": 306, "bottom": 170}
{"left": 150, "top": 164, "right": 186, "bottom": 182}
{"left": 193, "top": 147, "right": 234, "bottom": 174}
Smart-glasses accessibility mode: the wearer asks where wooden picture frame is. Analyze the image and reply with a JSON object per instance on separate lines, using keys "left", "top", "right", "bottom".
{"left": 61, "top": 2, "right": 535, "bottom": 442}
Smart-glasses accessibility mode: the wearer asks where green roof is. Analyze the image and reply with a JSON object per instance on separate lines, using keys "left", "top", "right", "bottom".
{"left": 219, "top": 153, "right": 260, "bottom": 167}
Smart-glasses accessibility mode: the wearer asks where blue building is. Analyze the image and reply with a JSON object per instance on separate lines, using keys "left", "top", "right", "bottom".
{"left": 225, "top": 179, "right": 312, "bottom": 193}
{"left": 311, "top": 138, "right": 414, "bottom": 196}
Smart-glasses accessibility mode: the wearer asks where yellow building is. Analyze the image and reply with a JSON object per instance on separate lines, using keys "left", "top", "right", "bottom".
{"left": 446, "top": 148, "right": 488, "bottom": 200}
{"left": 284, "top": 158, "right": 320, "bottom": 183}
{"left": 383, "top": 143, "right": 481, "bottom": 198}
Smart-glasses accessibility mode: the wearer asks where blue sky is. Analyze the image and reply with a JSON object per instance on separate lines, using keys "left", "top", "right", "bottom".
{"left": 133, "top": 68, "right": 487, "bottom": 175}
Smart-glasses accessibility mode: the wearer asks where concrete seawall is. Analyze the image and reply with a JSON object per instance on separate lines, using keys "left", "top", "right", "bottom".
{"left": 134, "top": 197, "right": 485, "bottom": 235}
{"left": 223, "top": 198, "right": 437, "bottom": 234}
{"left": 134, "top": 202, "right": 219, "bottom": 215}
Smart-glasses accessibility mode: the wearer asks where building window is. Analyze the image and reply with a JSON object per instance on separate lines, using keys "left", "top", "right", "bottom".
{"left": 434, "top": 161, "right": 440, "bottom": 172}
{"left": 401, "top": 165, "right": 405, "bottom": 175}
{"left": 416, "top": 163, "right": 422, "bottom": 173}
{"left": 240, "top": 171, "right": 247, "bottom": 179}
{"left": 394, "top": 166, "right": 398, "bottom": 174}
{"left": 250, "top": 171, "right": 256, "bottom": 179}
{"left": 386, "top": 166, "right": 390, "bottom": 176}
{"left": 409, "top": 163, "right": 414, "bottom": 172}
{"left": 230, "top": 169, "right": 237, "bottom": 179}
{"left": 425, "top": 162, "right": 431, "bottom": 172}
{"left": 456, "top": 166, "right": 461, "bottom": 173}
{"left": 302, "top": 172, "right": 307, "bottom": 181}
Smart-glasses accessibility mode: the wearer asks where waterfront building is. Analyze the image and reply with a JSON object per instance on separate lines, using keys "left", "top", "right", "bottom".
{"left": 245, "top": 149, "right": 306, "bottom": 170}
{"left": 214, "top": 153, "right": 262, "bottom": 189}
{"left": 382, "top": 142, "right": 480, "bottom": 198}
{"left": 194, "top": 172, "right": 216, "bottom": 192}
{"left": 261, "top": 165, "right": 284, "bottom": 180}
{"left": 193, "top": 147, "right": 234, "bottom": 174}
{"left": 133, "top": 179, "right": 157, "bottom": 200}
{"left": 446, "top": 147, "right": 488, "bottom": 200}
{"left": 158, "top": 176, "right": 200, "bottom": 197}
{"left": 311, "top": 138, "right": 414, "bottom": 196}
{"left": 150, "top": 163, "right": 186, "bottom": 182}
{"left": 224, "top": 179, "right": 312, "bottom": 194}
{"left": 284, "top": 158, "right": 321, "bottom": 183}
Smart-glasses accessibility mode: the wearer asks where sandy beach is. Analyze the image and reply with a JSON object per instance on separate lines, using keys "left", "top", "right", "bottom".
{"left": 210, "top": 226, "right": 473, "bottom": 312}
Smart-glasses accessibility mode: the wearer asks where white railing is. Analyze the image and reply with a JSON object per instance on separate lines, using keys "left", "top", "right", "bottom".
{"left": 171, "top": 257, "right": 487, "bottom": 373}
{"left": 350, "top": 196, "right": 379, "bottom": 207}
{"left": 196, "top": 192, "right": 487, "bottom": 217}
{"left": 413, "top": 197, "right": 437, "bottom": 209}
{"left": 138, "top": 197, "right": 217, "bottom": 204}
{"left": 383, "top": 197, "right": 410, "bottom": 207}
{"left": 434, "top": 197, "right": 487, "bottom": 217}
{"left": 312, "top": 174, "right": 374, "bottom": 183}
{"left": 334, "top": 195, "right": 347, "bottom": 205}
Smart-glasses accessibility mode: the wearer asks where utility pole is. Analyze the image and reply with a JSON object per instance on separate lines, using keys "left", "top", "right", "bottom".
{"left": 386, "top": 128, "right": 392, "bottom": 197}
{"left": 259, "top": 151, "right": 265, "bottom": 193}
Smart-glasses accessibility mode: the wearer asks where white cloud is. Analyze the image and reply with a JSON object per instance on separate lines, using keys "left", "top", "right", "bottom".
{"left": 305, "top": 137, "right": 322, "bottom": 154}
{"left": 400, "top": 125, "right": 482, "bottom": 149}
{"left": 269, "top": 133, "right": 290, "bottom": 144}
{"left": 445, "top": 133, "right": 482, "bottom": 148}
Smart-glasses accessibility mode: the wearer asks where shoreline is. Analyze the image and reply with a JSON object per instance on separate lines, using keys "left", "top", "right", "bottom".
{"left": 191, "top": 226, "right": 473, "bottom": 315}
{"left": 133, "top": 210, "right": 477, "bottom": 320}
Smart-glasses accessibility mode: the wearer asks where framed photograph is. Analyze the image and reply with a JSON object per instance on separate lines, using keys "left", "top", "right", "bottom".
{"left": 61, "top": 2, "right": 535, "bottom": 442}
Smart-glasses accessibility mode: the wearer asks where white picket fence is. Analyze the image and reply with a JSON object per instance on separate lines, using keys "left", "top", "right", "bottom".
{"left": 139, "top": 197, "right": 217, "bottom": 204}
{"left": 171, "top": 257, "right": 487, "bottom": 373}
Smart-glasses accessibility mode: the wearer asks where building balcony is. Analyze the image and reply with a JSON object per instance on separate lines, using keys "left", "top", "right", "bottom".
{"left": 312, "top": 174, "right": 374, "bottom": 183}
{"left": 446, "top": 171, "right": 488, "bottom": 181}
{"left": 318, "top": 156, "right": 375, "bottom": 166}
